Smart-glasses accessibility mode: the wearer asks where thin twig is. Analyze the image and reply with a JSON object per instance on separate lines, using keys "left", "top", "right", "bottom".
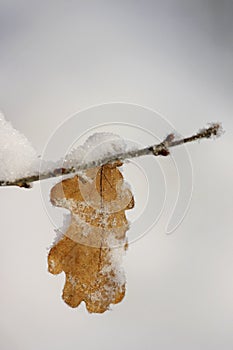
{"left": 0, "top": 123, "right": 223, "bottom": 188}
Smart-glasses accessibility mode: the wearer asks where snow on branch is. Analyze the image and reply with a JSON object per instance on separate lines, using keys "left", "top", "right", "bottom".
{"left": 0, "top": 122, "right": 223, "bottom": 189}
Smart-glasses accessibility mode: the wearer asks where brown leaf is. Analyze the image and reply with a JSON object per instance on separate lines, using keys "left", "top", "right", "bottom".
{"left": 48, "top": 162, "right": 134, "bottom": 313}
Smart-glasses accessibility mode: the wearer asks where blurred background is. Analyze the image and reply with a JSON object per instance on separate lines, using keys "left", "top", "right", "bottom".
{"left": 0, "top": 1, "right": 233, "bottom": 349}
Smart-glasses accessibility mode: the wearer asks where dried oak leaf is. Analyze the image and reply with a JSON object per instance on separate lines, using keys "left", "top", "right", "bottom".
{"left": 48, "top": 161, "right": 134, "bottom": 313}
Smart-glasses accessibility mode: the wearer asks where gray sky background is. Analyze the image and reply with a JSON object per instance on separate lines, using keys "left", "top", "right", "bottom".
{"left": 0, "top": 1, "right": 233, "bottom": 349}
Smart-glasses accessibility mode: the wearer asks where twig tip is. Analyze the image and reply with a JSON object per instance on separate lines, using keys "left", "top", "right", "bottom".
{"left": 199, "top": 122, "right": 224, "bottom": 139}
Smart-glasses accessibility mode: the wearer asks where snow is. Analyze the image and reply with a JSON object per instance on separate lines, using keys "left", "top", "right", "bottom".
{"left": 63, "top": 132, "right": 127, "bottom": 168}
{"left": 39, "top": 132, "right": 128, "bottom": 177}
{"left": 49, "top": 213, "right": 71, "bottom": 249}
{"left": 0, "top": 112, "right": 39, "bottom": 182}
{"left": 0, "top": 113, "right": 128, "bottom": 185}
{"left": 101, "top": 233, "right": 127, "bottom": 286}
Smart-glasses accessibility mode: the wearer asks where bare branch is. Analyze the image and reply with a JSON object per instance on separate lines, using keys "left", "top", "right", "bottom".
{"left": 0, "top": 123, "right": 223, "bottom": 188}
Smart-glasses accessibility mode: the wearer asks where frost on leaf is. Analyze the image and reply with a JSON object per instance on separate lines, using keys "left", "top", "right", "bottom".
{"left": 48, "top": 161, "right": 134, "bottom": 313}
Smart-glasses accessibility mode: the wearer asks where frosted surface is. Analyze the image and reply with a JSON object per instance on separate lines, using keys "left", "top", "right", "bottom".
{"left": 64, "top": 132, "right": 127, "bottom": 168}
{"left": 0, "top": 114, "right": 127, "bottom": 182}
{"left": 0, "top": 113, "right": 39, "bottom": 182}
